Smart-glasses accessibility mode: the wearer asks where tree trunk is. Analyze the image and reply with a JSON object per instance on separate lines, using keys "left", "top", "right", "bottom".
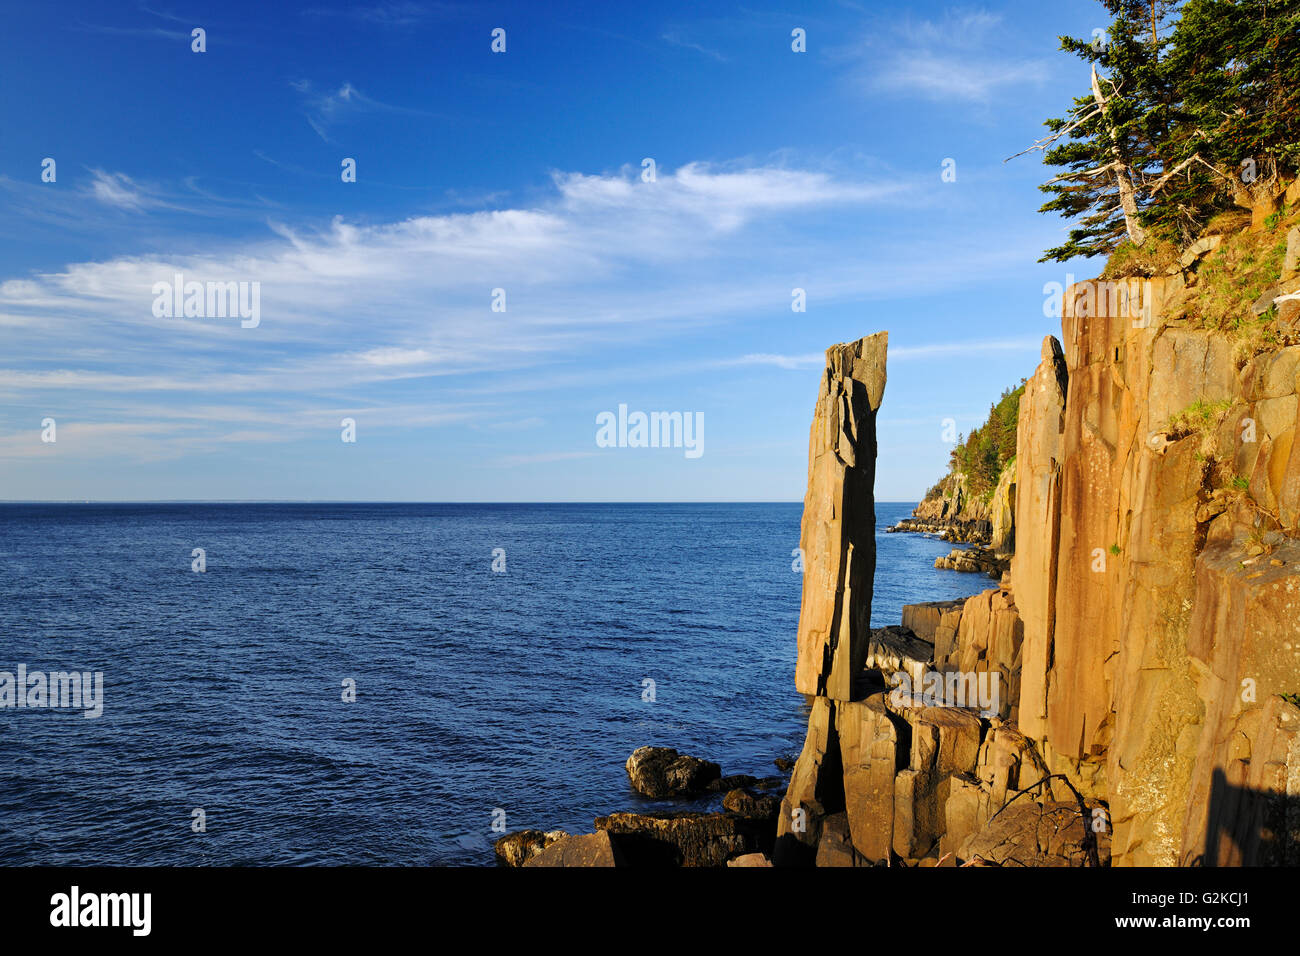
{"left": 1091, "top": 66, "right": 1148, "bottom": 247}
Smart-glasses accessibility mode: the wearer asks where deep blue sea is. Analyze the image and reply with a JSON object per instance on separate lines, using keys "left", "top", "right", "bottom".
{"left": 0, "top": 501, "right": 991, "bottom": 865}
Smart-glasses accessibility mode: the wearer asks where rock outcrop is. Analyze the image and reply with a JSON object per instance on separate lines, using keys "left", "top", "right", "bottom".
{"left": 494, "top": 829, "right": 568, "bottom": 867}
{"left": 594, "top": 810, "right": 774, "bottom": 867}
{"left": 933, "top": 545, "right": 1008, "bottom": 577}
{"left": 794, "top": 333, "right": 887, "bottom": 701}
{"left": 889, "top": 456, "right": 1018, "bottom": 552}
{"left": 1006, "top": 264, "right": 1300, "bottom": 866}
{"left": 517, "top": 198, "right": 1300, "bottom": 868}
{"left": 778, "top": 333, "right": 1081, "bottom": 866}
{"left": 523, "top": 830, "right": 625, "bottom": 868}
{"left": 888, "top": 472, "right": 994, "bottom": 544}
{"left": 779, "top": 213, "right": 1300, "bottom": 866}
{"left": 625, "top": 746, "right": 721, "bottom": 798}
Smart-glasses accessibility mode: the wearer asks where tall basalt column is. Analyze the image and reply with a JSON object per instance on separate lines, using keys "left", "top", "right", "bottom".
{"left": 1012, "top": 335, "right": 1068, "bottom": 742}
{"left": 794, "top": 332, "right": 888, "bottom": 701}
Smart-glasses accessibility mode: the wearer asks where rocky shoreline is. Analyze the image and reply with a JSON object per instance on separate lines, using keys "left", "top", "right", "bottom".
{"left": 886, "top": 515, "right": 991, "bottom": 544}
{"left": 493, "top": 746, "right": 791, "bottom": 867}
{"left": 886, "top": 467, "right": 1016, "bottom": 579}
{"left": 502, "top": 208, "right": 1300, "bottom": 865}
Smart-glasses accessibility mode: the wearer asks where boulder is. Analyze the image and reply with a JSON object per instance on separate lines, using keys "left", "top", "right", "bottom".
{"left": 815, "top": 812, "right": 867, "bottom": 867}
{"left": 523, "top": 830, "right": 625, "bottom": 868}
{"left": 625, "top": 746, "right": 721, "bottom": 798}
{"left": 594, "top": 811, "right": 769, "bottom": 867}
{"left": 959, "top": 799, "right": 1111, "bottom": 867}
{"left": 1179, "top": 234, "right": 1222, "bottom": 269}
{"left": 493, "top": 829, "right": 568, "bottom": 867}
{"left": 722, "top": 788, "right": 781, "bottom": 820}
{"left": 862, "top": 625, "right": 934, "bottom": 690}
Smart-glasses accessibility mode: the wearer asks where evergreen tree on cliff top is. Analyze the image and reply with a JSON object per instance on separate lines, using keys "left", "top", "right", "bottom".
{"left": 1154, "top": 0, "right": 1300, "bottom": 243}
{"left": 1030, "top": 2, "right": 1176, "bottom": 261}
{"left": 1028, "top": 0, "right": 1300, "bottom": 262}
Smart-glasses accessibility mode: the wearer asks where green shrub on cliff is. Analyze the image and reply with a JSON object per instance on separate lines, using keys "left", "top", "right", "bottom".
{"left": 1166, "top": 397, "right": 1232, "bottom": 460}
{"left": 1101, "top": 237, "right": 1180, "bottom": 278}
{"left": 1188, "top": 229, "right": 1289, "bottom": 331}
{"left": 949, "top": 383, "right": 1026, "bottom": 500}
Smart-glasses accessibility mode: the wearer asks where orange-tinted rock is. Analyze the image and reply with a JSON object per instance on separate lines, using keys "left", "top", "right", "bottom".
{"left": 1012, "top": 336, "right": 1067, "bottom": 741}
{"left": 960, "top": 799, "right": 1111, "bottom": 867}
{"left": 1179, "top": 517, "right": 1300, "bottom": 865}
{"left": 523, "top": 830, "right": 625, "bottom": 867}
{"left": 794, "top": 333, "right": 887, "bottom": 700}
{"left": 835, "top": 694, "right": 902, "bottom": 862}
{"left": 776, "top": 696, "right": 841, "bottom": 864}
{"left": 901, "top": 600, "right": 964, "bottom": 646}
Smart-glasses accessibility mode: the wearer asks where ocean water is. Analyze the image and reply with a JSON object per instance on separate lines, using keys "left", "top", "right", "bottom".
{"left": 0, "top": 501, "right": 991, "bottom": 865}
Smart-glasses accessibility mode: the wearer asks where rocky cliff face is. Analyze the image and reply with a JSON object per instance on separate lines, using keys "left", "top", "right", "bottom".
{"left": 780, "top": 199, "right": 1300, "bottom": 866}
{"left": 1019, "top": 259, "right": 1300, "bottom": 866}
{"left": 891, "top": 472, "right": 1002, "bottom": 545}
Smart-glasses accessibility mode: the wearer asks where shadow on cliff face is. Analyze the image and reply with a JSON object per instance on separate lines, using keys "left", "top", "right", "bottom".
{"left": 1193, "top": 767, "right": 1300, "bottom": 866}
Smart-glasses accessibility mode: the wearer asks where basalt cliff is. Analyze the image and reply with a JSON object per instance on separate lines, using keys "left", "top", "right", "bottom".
{"left": 780, "top": 194, "right": 1300, "bottom": 867}
{"left": 498, "top": 193, "right": 1300, "bottom": 869}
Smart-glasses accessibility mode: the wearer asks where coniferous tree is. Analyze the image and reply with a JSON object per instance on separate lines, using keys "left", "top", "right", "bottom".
{"left": 1024, "top": 0, "right": 1298, "bottom": 261}
{"left": 1153, "top": 0, "right": 1300, "bottom": 243}
{"left": 1030, "top": 2, "right": 1176, "bottom": 261}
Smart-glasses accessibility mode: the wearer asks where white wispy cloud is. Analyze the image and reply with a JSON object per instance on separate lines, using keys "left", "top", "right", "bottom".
{"left": 662, "top": 30, "right": 729, "bottom": 62}
{"left": 291, "top": 80, "right": 433, "bottom": 142}
{"left": 302, "top": 2, "right": 465, "bottom": 27}
{"left": 86, "top": 169, "right": 156, "bottom": 211}
{"left": 0, "top": 159, "right": 1029, "bottom": 465}
{"left": 853, "top": 10, "right": 1048, "bottom": 104}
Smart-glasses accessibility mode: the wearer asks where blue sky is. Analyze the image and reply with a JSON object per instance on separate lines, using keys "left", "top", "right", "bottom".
{"left": 0, "top": 0, "right": 1106, "bottom": 501}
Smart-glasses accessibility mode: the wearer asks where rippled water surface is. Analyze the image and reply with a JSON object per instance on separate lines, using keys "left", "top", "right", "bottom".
{"left": 0, "top": 501, "right": 990, "bottom": 865}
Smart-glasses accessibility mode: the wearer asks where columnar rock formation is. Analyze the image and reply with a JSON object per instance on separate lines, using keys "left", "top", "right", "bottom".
{"left": 777, "top": 332, "right": 1070, "bottom": 865}
{"left": 779, "top": 211, "right": 1300, "bottom": 864}
{"left": 794, "top": 332, "right": 887, "bottom": 701}
{"left": 1016, "top": 269, "right": 1300, "bottom": 866}
{"left": 511, "top": 202, "right": 1300, "bottom": 868}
